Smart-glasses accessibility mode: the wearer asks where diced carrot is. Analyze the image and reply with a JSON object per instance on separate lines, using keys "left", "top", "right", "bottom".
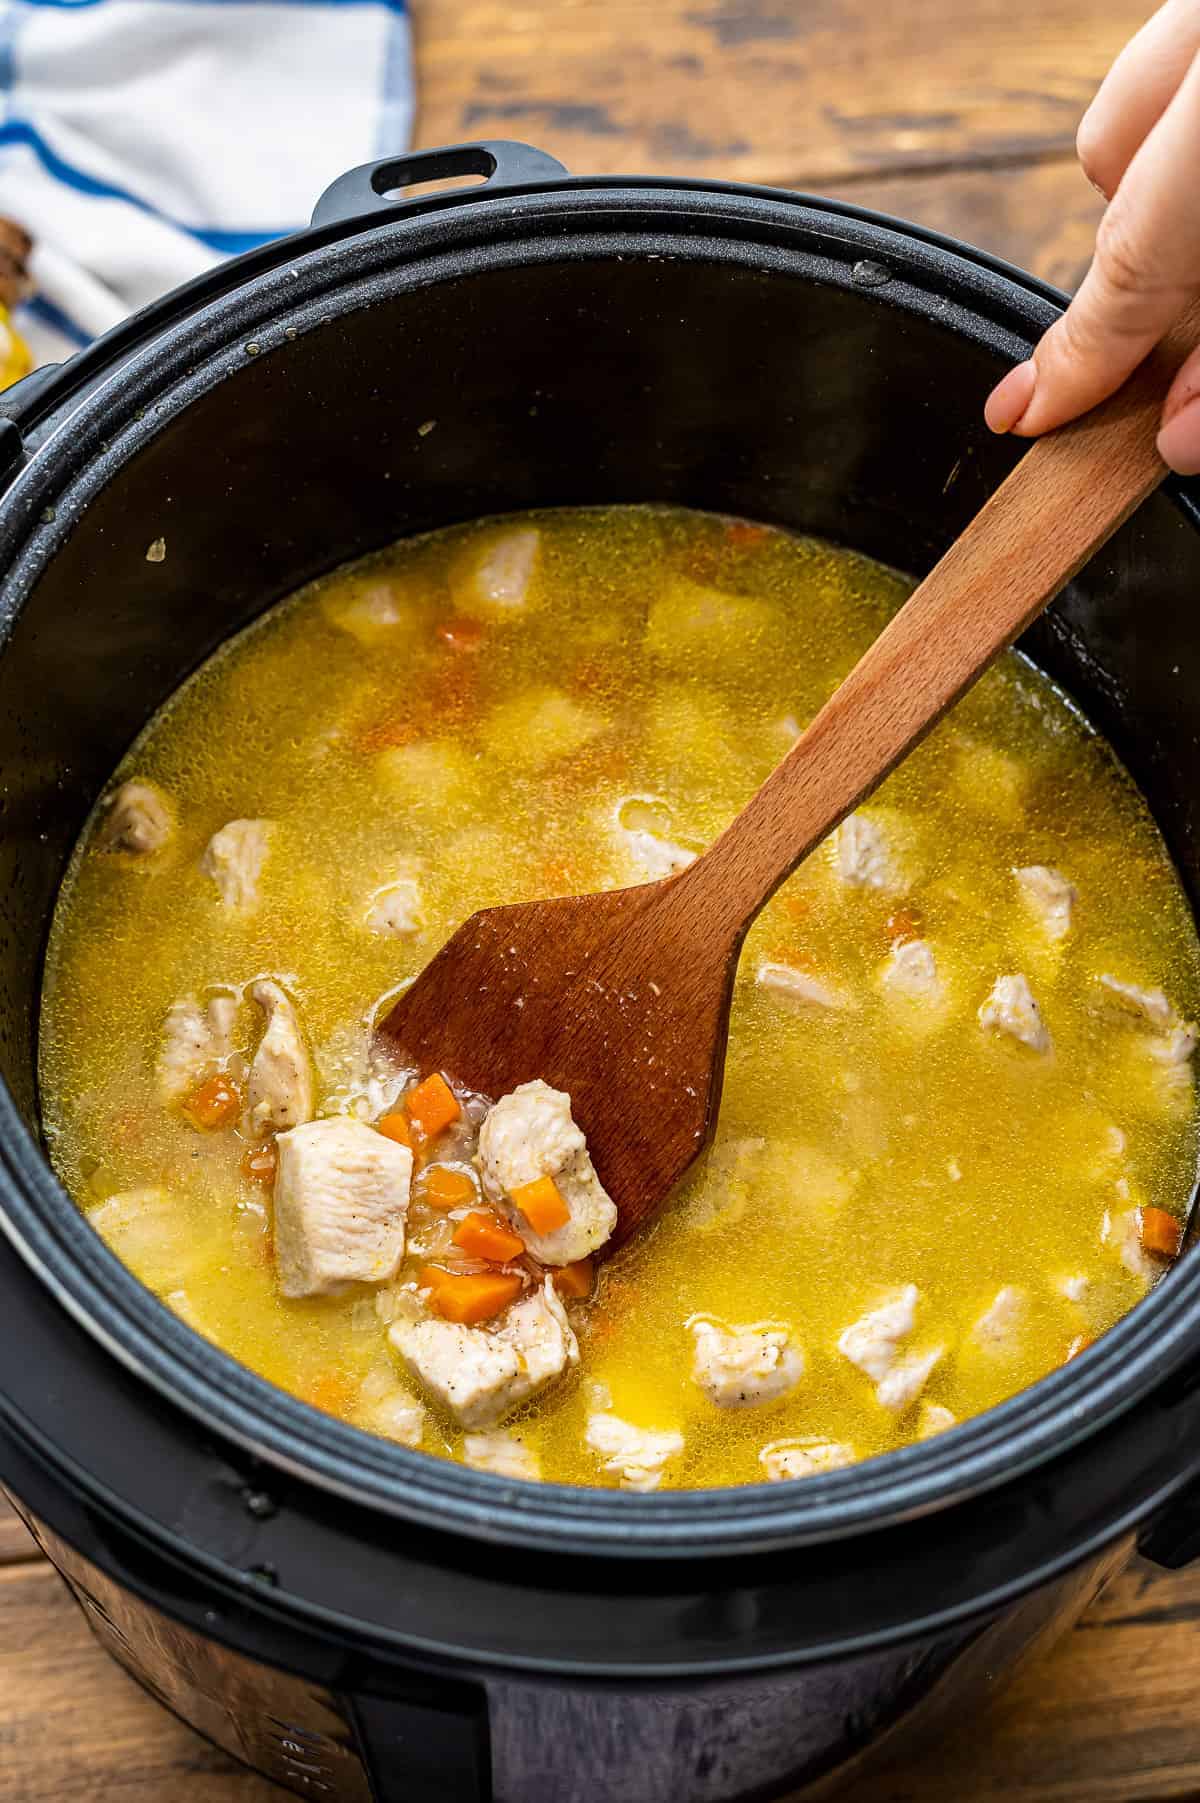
{"left": 1139, "top": 1205, "right": 1183, "bottom": 1260}
{"left": 358, "top": 717, "right": 422, "bottom": 754}
{"left": 304, "top": 1372, "right": 356, "bottom": 1416}
{"left": 420, "top": 1165, "right": 477, "bottom": 1210}
{"left": 435, "top": 615, "right": 484, "bottom": 652}
{"left": 377, "top": 1111, "right": 414, "bottom": 1149}
{"left": 423, "top": 1268, "right": 523, "bottom": 1325}
{"left": 725, "top": 520, "right": 769, "bottom": 547}
{"left": 405, "top": 1073, "right": 461, "bottom": 1141}
{"left": 182, "top": 1073, "right": 242, "bottom": 1131}
{"left": 241, "top": 1143, "right": 278, "bottom": 1188}
{"left": 1064, "top": 1334, "right": 1093, "bottom": 1363}
{"left": 885, "top": 905, "right": 924, "bottom": 946}
{"left": 538, "top": 856, "right": 576, "bottom": 894}
{"left": 553, "top": 1257, "right": 595, "bottom": 1300}
{"left": 511, "top": 1175, "right": 571, "bottom": 1235}
{"left": 452, "top": 1210, "right": 525, "bottom": 1263}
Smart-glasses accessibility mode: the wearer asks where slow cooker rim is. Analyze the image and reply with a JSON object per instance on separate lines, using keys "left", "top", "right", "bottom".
{"left": 3, "top": 171, "right": 1200, "bottom": 1562}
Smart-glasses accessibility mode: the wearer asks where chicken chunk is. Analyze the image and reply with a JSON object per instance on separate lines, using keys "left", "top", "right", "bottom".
{"left": 471, "top": 525, "right": 540, "bottom": 616}
{"left": 273, "top": 1115, "right": 413, "bottom": 1298}
{"left": 585, "top": 1411, "right": 684, "bottom": 1493}
{"left": 918, "top": 1402, "right": 957, "bottom": 1439}
{"left": 624, "top": 828, "right": 697, "bottom": 880}
{"left": 880, "top": 938, "right": 943, "bottom": 1005}
{"left": 245, "top": 979, "right": 315, "bottom": 1136}
{"left": 837, "top": 1285, "right": 919, "bottom": 1384}
{"left": 156, "top": 992, "right": 239, "bottom": 1104}
{"left": 1056, "top": 1273, "right": 1090, "bottom": 1305}
{"left": 1098, "top": 974, "right": 1177, "bottom": 1031}
{"left": 463, "top": 1431, "right": 541, "bottom": 1481}
{"left": 614, "top": 796, "right": 698, "bottom": 881}
{"left": 1015, "top": 865, "right": 1076, "bottom": 943}
{"left": 838, "top": 1285, "right": 942, "bottom": 1413}
{"left": 1102, "top": 1206, "right": 1160, "bottom": 1285}
{"left": 391, "top": 1278, "right": 579, "bottom": 1429}
{"left": 970, "top": 1285, "right": 1027, "bottom": 1352}
{"left": 201, "top": 818, "right": 272, "bottom": 910}
{"left": 364, "top": 877, "right": 423, "bottom": 938}
{"left": 479, "top": 1080, "right": 617, "bottom": 1265}
{"left": 756, "top": 960, "right": 850, "bottom": 1010}
{"left": 689, "top": 1318, "right": 805, "bottom": 1408}
{"left": 97, "top": 780, "right": 174, "bottom": 855}
{"left": 760, "top": 1439, "right": 856, "bottom": 1481}
{"left": 876, "top": 1348, "right": 942, "bottom": 1414}
{"left": 835, "top": 811, "right": 904, "bottom": 891}
{"left": 978, "top": 974, "right": 1050, "bottom": 1053}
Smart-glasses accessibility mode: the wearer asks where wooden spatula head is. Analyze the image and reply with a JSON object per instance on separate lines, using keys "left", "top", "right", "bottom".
{"left": 382, "top": 301, "right": 1200, "bottom": 1253}
{"left": 377, "top": 878, "right": 740, "bottom": 1245}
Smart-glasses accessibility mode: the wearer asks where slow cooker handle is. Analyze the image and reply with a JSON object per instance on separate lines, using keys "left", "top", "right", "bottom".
{"left": 311, "top": 141, "right": 569, "bottom": 230}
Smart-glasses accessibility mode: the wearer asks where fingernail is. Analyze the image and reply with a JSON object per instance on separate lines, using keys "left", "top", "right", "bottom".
{"left": 1158, "top": 395, "right": 1200, "bottom": 476}
{"left": 984, "top": 359, "right": 1037, "bottom": 434}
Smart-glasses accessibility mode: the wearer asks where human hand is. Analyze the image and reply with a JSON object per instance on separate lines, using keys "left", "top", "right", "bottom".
{"left": 984, "top": 0, "right": 1200, "bottom": 473}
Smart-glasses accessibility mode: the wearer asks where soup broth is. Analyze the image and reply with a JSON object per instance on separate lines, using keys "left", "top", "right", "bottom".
{"left": 39, "top": 507, "right": 1200, "bottom": 1489}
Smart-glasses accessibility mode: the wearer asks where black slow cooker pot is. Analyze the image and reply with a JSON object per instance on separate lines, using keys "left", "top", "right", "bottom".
{"left": 5, "top": 140, "right": 1200, "bottom": 1803}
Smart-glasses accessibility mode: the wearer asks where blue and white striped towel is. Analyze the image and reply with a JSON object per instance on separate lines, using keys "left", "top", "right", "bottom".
{"left": 0, "top": 0, "right": 414, "bottom": 366}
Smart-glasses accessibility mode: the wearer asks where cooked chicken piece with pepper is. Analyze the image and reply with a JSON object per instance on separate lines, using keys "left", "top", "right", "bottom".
{"left": 201, "top": 817, "right": 272, "bottom": 910}
{"left": 478, "top": 1079, "right": 617, "bottom": 1265}
{"left": 245, "top": 979, "right": 315, "bottom": 1136}
{"left": 689, "top": 1317, "right": 805, "bottom": 1408}
{"left": 391, "top": 1277, "right": 578, "bottom": 1429}
{"left": 273, "top": 1115, "right": 413, "bottom": 1298}
{"left": 156, "top": 992, "right": 239, "bottom": 1104}
{"left": 585, "top": 1411, "right": 684, "bottom": 1493}
{"left": 978, "top": 973, "right": 1050, "bottom": 1053}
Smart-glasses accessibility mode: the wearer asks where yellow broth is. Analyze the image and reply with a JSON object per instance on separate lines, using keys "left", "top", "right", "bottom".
{"left": 39, "top": 506, "right": 1200, "bottom": 1486}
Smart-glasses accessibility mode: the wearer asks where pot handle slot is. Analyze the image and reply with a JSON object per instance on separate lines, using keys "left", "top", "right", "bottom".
{"left": 348, "top": 1684, "right": 492, "bottom": 1803}
{"left": 311, "top": 140, "right": 568, "bottom": 230}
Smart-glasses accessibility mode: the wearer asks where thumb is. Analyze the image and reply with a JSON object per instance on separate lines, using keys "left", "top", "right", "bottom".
{"left": 988, "top": 47, "right": 1200, "bottom": 439}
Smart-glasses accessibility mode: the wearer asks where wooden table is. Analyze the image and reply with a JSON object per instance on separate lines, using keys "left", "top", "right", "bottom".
{"left": 6, "top": 0, "right": 1200, "bottom": 1797}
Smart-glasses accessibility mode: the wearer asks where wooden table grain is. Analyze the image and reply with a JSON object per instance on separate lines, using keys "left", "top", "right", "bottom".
{"left": 5, "top": 0, "right": 1195, "bottom": 1798}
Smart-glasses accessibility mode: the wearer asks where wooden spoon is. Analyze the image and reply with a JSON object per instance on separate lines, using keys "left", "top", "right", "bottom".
{"left": 380, "top": 310, "right": 1200, "bottom": 1247}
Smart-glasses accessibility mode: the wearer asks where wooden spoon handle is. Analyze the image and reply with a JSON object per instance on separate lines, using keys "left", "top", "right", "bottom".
{"left": 681, "top": 304, "right": 1200, "bottom": 939}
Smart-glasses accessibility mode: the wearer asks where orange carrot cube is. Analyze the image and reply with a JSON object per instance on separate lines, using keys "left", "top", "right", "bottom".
{"left": 435, "top": 615, "right": 484, "bottom": 652}
{"left": 422, "top": 1268, "right": 522, "bottom": 1325}
{"left": 552, "top": 1257, "right": 595, "bottom": 1300}
{"left": 1139, "top": 1206, "right": 1183, "bottom": 1260}
{"left": 452, "top": 1210, "right": 525, "bottom": 1264}
{"left": 377, "top": 1111, "right": 414, "bottom": 1149}
{"left": 240, "top": 1143, "right": 278, "bottom": 1187}
{"left": 421, "top": 1166, "right": 477, "bottom": 1210}
{"left": 511, "top": 1175, "right": 571, "bottom": 1235}
{"left": 405, "top": 1073, "right": 461, "bottom": 1141}
{"left": 182, "top": 1073, "right": 242, "bottom": 1131}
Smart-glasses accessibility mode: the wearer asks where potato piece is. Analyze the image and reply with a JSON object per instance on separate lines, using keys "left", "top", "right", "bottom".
{"left": 483, "top": 688, "right": 605, "bottom": 771}
{"left": 322, "top": 574, "right": 422, "bottom": 646}
{"left": 645, "top": 576, "right": 778, "bottom": 674}
{"left": 376, "top": 740, "right": 476, "bottom": 813}
{"left": 88, "top": 1188, "right": 209, "bottom": 1293}
{"left": 465, "top": 526, "right": 541, "bottom": 619}
{"left": 952, "top": 737, "right": 1027, "bottom": 826}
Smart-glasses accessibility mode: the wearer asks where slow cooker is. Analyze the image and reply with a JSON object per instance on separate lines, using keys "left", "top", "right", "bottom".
{"left": 4, "top": 139, "right": 1200, "bottom": 1803}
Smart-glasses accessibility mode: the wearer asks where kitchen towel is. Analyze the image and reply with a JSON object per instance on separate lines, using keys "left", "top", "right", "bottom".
{"left": 0, "top": 0, "right": 414, "bottom": 365}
